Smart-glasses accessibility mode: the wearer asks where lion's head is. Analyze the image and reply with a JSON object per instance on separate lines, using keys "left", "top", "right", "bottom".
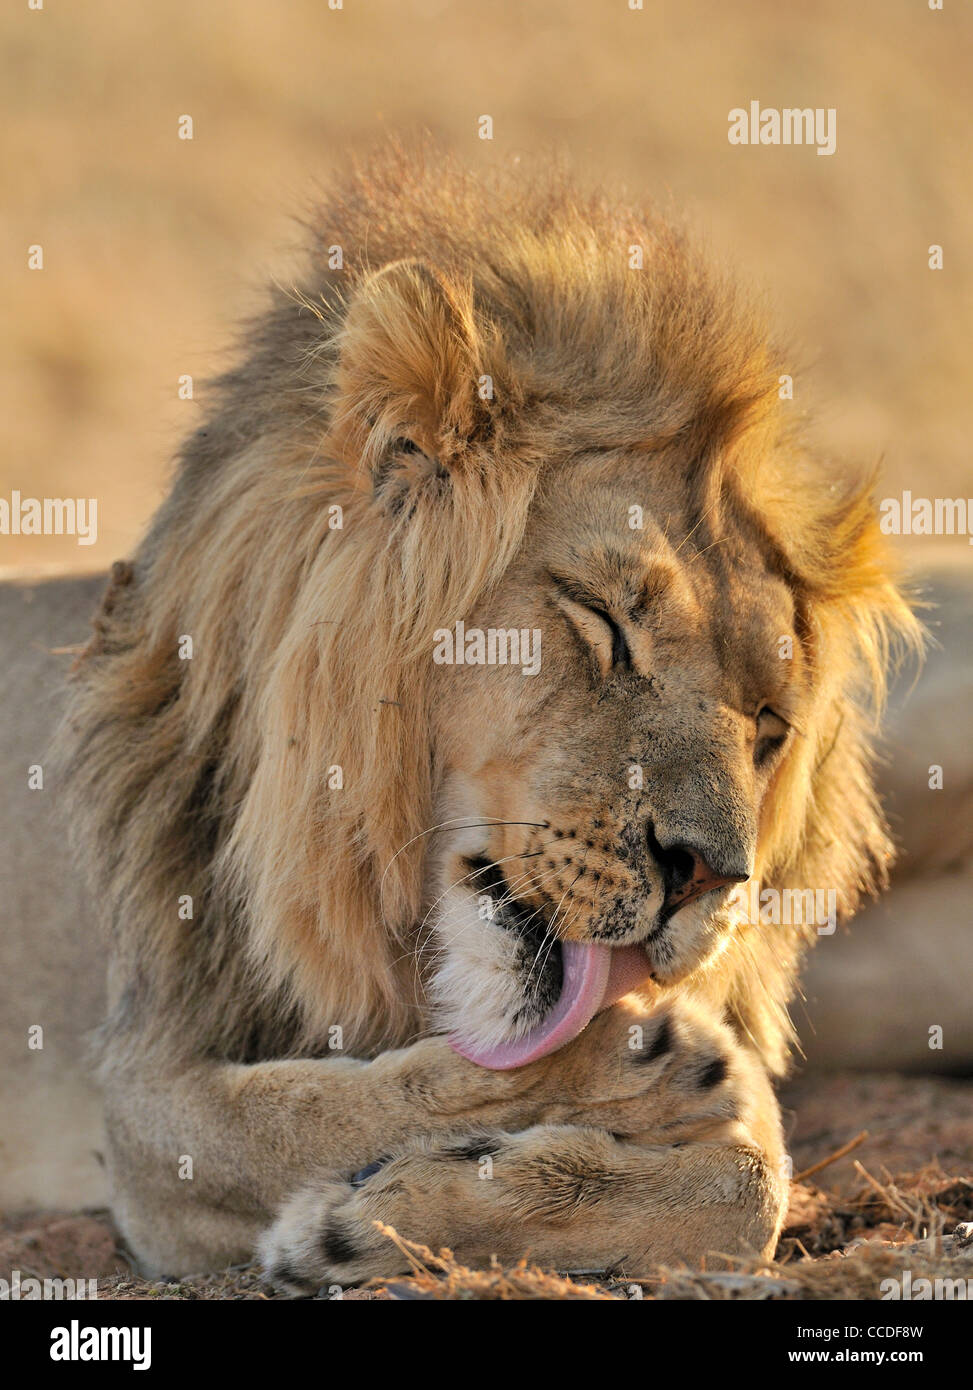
{"left": 63, "top": 148, "right": 919, "bottom": 1080}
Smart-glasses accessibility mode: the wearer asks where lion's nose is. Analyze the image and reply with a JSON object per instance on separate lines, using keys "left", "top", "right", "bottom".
{"left": 648, "top": 828, "right": 749, "bottom": 913}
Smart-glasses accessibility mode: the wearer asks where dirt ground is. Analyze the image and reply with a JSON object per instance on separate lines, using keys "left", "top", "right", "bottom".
{"left": 3, "top": 1071, "right": 970, "bottom": 1301}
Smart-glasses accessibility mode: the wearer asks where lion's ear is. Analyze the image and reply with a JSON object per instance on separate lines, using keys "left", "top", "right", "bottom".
{"left": 331, "top": 259, "right": 486, "bottom": 492}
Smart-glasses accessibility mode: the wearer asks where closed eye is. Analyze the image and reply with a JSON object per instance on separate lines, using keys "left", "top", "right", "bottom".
{"left": 588, "top": 604, "right": 631, "bottom": 669}
{"left": 553, "top": 585, "right": 631, "bottom": 672}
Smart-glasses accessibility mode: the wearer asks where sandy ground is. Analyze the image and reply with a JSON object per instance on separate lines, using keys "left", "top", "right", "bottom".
{"left": 3, "top": 1071, "right": 970, "bottom": 1301}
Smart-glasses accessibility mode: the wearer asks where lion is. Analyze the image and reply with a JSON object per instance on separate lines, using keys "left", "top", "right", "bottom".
{"left": 3, "top": 148, "right": 923, "bottom": 1286}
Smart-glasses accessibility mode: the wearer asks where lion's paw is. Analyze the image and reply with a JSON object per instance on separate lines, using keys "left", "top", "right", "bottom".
{"left": 259, "top": 1171, "right": 411, "bottom": 1295}
{"left": 259, "top": 1135, "right": 511, "bottom": 1294}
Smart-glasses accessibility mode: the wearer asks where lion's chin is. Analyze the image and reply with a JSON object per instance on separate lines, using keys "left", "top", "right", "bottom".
{"left": 448, "top": 940, "right": 655, "bottom": 1070}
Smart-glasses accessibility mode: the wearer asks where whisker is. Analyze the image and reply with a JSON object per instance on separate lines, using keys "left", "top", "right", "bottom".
{"left": 379, "top": 818, "right": 549, "bottom": 930}
{"left": 671, "top": 497, "right": 720, "bottom": 558}
{"left": 411, "top": 840, "right": 562, "bottom": 953}
{"left": 527, "top": 864, "right": 586, "bottom": 988}
{"left": 414, "top": 856, "right": 565, "bottom": 970}
{"left": 405, "top": 856, "right": 549, "bottom": 996}
{"left": 398, "top": 846, "right": 566, "bottom": 997}
{"left": 525, "top": 845, "right": 591, "bottom": 987}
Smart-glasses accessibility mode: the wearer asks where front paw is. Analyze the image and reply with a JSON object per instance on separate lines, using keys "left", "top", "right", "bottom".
{"left": 539, "top": 996, "right": 746, "bottom": 1141}
{"left": 260, "top": 1135, "right": 508, "bottom": 1294}
{"left": 259, "top": 1174, "right": 411, "bottom": 1294}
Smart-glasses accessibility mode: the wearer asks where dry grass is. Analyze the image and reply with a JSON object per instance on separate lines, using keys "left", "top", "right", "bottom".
{"left": 3, "top": 0, "right": 971, "bottom": 573}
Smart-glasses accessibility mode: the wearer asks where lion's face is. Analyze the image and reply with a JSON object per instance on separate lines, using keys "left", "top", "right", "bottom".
{"left": 427, "top": 451, "right": 808, "bottom": 1056}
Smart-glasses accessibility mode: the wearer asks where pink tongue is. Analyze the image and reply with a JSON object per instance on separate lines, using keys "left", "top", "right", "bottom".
{"left": 449, "top": 942, "right": 654, "bottom": 1070}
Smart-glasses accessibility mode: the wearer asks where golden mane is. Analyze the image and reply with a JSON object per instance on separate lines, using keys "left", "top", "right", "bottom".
{"left": 59, "top": 144, "right": 921, "bottom": 1076}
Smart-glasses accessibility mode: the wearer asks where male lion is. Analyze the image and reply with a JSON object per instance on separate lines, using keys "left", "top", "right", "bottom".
{"left": 38, "top": 151, "right": 920, "bottom": 1285}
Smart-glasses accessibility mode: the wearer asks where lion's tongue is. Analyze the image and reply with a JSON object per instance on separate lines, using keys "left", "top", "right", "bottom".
{"left": 448, "top": 942, "right": 653, "bottom": 1070}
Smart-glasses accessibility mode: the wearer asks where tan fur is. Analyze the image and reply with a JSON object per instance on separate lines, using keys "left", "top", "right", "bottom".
{"left": 50, "top": 146, "right": 920, "bottom": 1285}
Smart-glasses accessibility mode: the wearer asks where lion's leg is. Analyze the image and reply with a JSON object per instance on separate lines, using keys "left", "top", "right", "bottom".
{"left": 260, "top": 1001, "right": 788, "bottom": 1289}
{"left": 102, "top": 1038, "right": 556, "bottom": 1276}
{"left": 261, "top": 1127, "right": 784, "bottom": 1289}
{"left": 104, "top": 1009, "right": 726, "bottom": 1277}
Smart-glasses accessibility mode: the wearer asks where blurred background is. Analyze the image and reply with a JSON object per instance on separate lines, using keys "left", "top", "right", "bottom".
{"left": 2, "top": 0, "right": 971, "bottom": 574}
